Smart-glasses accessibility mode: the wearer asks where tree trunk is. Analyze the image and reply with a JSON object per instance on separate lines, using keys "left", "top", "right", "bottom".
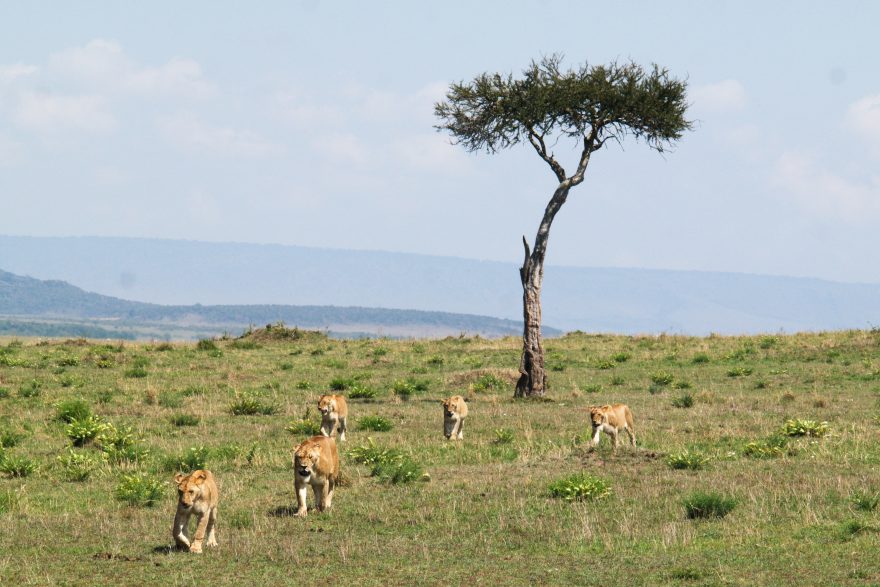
{"left": 514, "top": 182, "right": 572, "bottom": 398}
{"left": 515, "top": 253, "right": 546, "bottom": 397}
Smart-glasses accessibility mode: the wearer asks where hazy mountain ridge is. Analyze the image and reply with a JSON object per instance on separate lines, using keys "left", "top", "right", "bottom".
{"left": 1, "top": 235, "right": 879, "bottom": 335}
{"left": 0, "top": 269, "right": 542, "bottom": 339}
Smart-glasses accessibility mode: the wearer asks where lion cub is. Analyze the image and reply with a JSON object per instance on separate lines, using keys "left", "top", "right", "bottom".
{"left": 293, "top": 435, "right": 340, "bottom": 517}
{"left": 172, "top": 469, "right": 219, "bottom": 553}
{"left": 318, "top": 393, "right": 348, "bottom": 441}
{"left": 441, "top": 395, "right": 468, "bottom": 440}
{"left": 589, "top": 404, "right": 636, "bottom": 451}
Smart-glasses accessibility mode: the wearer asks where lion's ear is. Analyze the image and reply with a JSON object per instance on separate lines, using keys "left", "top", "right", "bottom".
{"left": 173, "top": 473, "right": 185, "bottom": 484}
{"left": 191, "top": 470, "right": 207, "bottom": 484}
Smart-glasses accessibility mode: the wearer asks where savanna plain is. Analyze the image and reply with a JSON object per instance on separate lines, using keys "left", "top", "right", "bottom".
{"left": 1, "top": 326, "right": 879, "bottom": 586}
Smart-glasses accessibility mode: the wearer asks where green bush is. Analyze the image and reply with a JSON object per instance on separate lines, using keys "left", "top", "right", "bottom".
{"left": 1, "top": 454, "right": 38, "bottom": 478}
{"left": 229, "top": 340, "right": 261, "bottom": 350}
{"left": 691, "top": 353, "right": 710, "bottom": 364}
{"left": 612, "top": 352, "right": 630, "bottom": 363}
{"left": 57, "top": 449, "right": 103, "bottom": 482}
{"left": 329, "top": 377, "right": 356, "bottom": 391}
{"left": 348, "top": 438, "right": 402, "bottom": 467}
{"left": 426, "top": 355, "right": 444, "bottom": 366}
{"left": 97, "top": 423, "right": 149, "bottom": 464}
{"left": 196, "top": 339, "right": 218, "bottom": 351}
{"left": 371, "top": 456, "right": 425, "bottom": 484}
{"left": 285, "top": 417, "right": 322, "bottom": 436}
{"left": 114, "top": 473, "right": 165, "bottom": 507}
{"left": 170, "top": 414, "right": 200, "bottom": 427}
{"left": 349, "top": 384, "right": 378, "bottom": 400}
{"left": 650, "top": 372, "right": 674, "bottom": 386}
{"left": 472, "top": 374, "right": 505, "bottom": 393}
{"left": 124, "top": 366, "right": 148, "bottom": 378}
{"left": 582, "top": 384, "right": 602, "bottom": 394}
{"left": 229, "top": 396, "right": 277, "bottom": 416}
{"left": 780, "top": 418, "right": 829, "bottom": 438}
{"left": 358, "top": 415, "right": 393, "bottom": 432}
{"left": 610, "top": 376, "right": 625, "bottom": 386}
{"left": 0, "top": 430, "right": 24, "bottom": 449}
{"left": 163, "top": 446, "right": 210, "bottom": 472}
{"left": 851, "top": 490, "right": 880, "bottom": 512}
{"left": 66, "top": 415, "right": 107, "bottom": 447}
{"left": 392, "top": 377, "right": 429, "bottom": 399}
{"left": 548, "top": 473, "right": 612, "bottom": 501}
{"left": 594, "top": 359, "right": 616, "bottom": 370}
{"left": 726, "top": 367, "right": 753, "bottom": 377}
{"left": 666, "top": 449, "right": 710, "bottom": 470}
{"left": 742, "top": 434, "right": 789, "bottom": 458}
{"left": 19, "top": 379, "right": 42, "bottom": 398}
{"left": 671, "top": 393, "right": 694, "bottom": 408}
{"left": 683, "top": 491, "right": 737, "bottom": 519}
{"left": 493, "top": 428, "right": 515, "bottom": 444}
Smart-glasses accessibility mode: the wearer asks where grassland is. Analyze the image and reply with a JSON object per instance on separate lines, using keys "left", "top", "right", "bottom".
{"left": 1, "top": 327, "right": 879, "bottom": 586}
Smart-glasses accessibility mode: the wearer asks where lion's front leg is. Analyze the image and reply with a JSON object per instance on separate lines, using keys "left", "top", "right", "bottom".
{"left": 189, "top": 510, "right": 210, "bottom": 553}
{"left": 320, "top": 417, "right": 333, "bottom": 438}
{"left": 295, "top": 481, "right": 309, "bottom": 517}
{"left": 338, "top": 417, "right": 347, "bottom": 442}
{"left": 205, "top": 507, "right": 218, "bottom": 547}
{"left": 172, "top": 510, "right": 191, "bottom": 550}
{"left": 454, "top": 417, "right": 464, "bottom": 440}
{"left": 315, "top": 480, "right": 328, "bottom": 512}
{"left": 590, "top": 426, "right": 602, "bottom": 447}
{"left": 609, "top": 428, "right": 620, "bottom": 451}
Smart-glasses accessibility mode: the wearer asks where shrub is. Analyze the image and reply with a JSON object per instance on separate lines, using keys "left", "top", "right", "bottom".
{"left": 666, "top": 450, "right": 710, "bottom": 470}
{"left": 348, "top": 438, "right": 401, "bottom": 467}
{"left": 295, "top": 380, "right": 312, "bottom": 390}
{"left": 279, "top": 362, "right": 294, "bottom": 371}
{"left": 594, "top": 360, "right": 616, "bottom": 370}
{"left": 392, "top": 377, "right": 429, "bottom": 399}
{"left": 851, "top": 490, "right": 880, "bottom": 512}
{"left": 56, "top": 355, "right": 80, "bottom": 367}
{"left": 329, "top": 377, "right": 355, "bottom": 391}
{"left": 125, "top": 366, "right": 148, "bottom": 378}
{"left": 610, "top": 376, "right": 624, "bottom": 386}
{"left": 672, "top": 380, "right": 692, "bottom": 390}
{"left": 181, "top": 385, "right": 207, "bottom": 397}
{"left": 726, "top": 367, "right": 753, "bottom": 377}
{"left": 163, "top": 446, "right": 210, "bottom": 472}
{"left": 612, "top": 352, "right": 630, "bottom": 363}
{"left": 229, "top": 395, "right": 277, "bottom": 416}
{"left": 196, "top": 339, "right": 218, "bottom": 351}
{"left": 115, "top": 473, "right": 165, "bottom": 507}
{"left": 742, "top": 434, "right": 789, "bottom": 459}
{"left": 158, "top": 392, "right": 183, "bottom": 409}
{"left": 582, "top": 384, "right": 601, "bottom": 394}
{"left": 671, "top": 393, "right": 694, "bottom": 408}
{"left": 285, "top": 417, "right": 322, "bottom": 436}
{"left": 493, "top": 428, "right": 515, "bottom": 444}
{"left": 1, "top": 454, "right": 38, "bottom": 477}
{"left": 0, "top": 387, "right": 9, "bottom": 399}
{"left": 472, "top": 373, "right": 505, "bottom": 393}
{"left": 683, "top": 491, "right": 736, "bottom": 519}
{"left": 97, "top": 423, "right": 148, "bottom": 464}
{"left": 0, "top": 430, "right": 24, "bottom": 449}
{"left": 650, "top": 372, "right": 674, "bottom": 386}
{"left": 426, "top": 356, "right": 444, "bottom": 366}
{"left": 780, "top": 418, "right": 829, "bottom": 438}
{"left": 371, "top": 456, "right": 425, "bottom": 484}
{"left": 170, "top": 414, "right": 200, "bottom": 427}
{"left": 57, "top": 449, "right": 103, "bottom": 482}
{"left": 348, "top": 384, "right": 378, "bottom": 400}
{"left": 691, "top": 353, "right": 710, "bottom": 364}
{"left": 66, "top": 415, "right": 107, "bottom": 447}
{"left": 358, "top": 415, "right": 393, "bottom": 432}
{"left": 229, "top": 340, "right": 260, "bottom": 350}
{"left": 548, "top": 473, "right": 612, "bottom": 502}
{"left": 19, "top": 379, "right": 42, "bottom": 398}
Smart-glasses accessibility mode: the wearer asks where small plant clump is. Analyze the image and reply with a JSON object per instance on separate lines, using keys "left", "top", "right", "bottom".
{"left": 170, "top": 414, "right": 200, "bottom": 427}
{"left": 666, "top": 449, "right": 710, "bottom": 470}
{"left": 0, "top": 454, "right": 38, "bottom": 478}
{"left": 780, "top": 418, "right": 829, "bottom": 438}
{"left": 850, "top": 490, "right": 880, "bottom": 512}
{"left": 493, "top": 428, "right": 515, "bottom": 444}
{"left": 229, "top": 395, "right": 277, "bottom": 416}
{"left": 114, "top": 473, "right": 165, "bottom": 507}
{"left": 548, "top": 473, "right": 611, "bottom": 501}
{"left": 683, "top": 491, "right": 737, "bottom": 519}
{"left": 650, "top": 372, "right": 674, "bottom": 386}
{"left": 358, "top": 415, "right": 393, "bottom": 432}
{"left": 348, "top": 384, "right": 378, "bottom": 400}
{"left": 742, "top": 434, "right": 790, "bottom": 459}
{"left": 57, "top": 449, "right": 103, "bottom": 482}
{"left": 392, "top": 377, "right": 429, "bottom": 399}
{"left": 671, "top": 393, "right": 694, "bottom": 408}
{"left": 472, "top": 373, "right": 505, "bottom": 393}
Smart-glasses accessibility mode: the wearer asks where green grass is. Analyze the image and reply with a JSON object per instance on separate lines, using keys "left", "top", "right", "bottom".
{"left": 1, "top": 330, "right": 880, "bottom": 584}
{"left": 683, "top": 491, "right": 737, "bottom": 519}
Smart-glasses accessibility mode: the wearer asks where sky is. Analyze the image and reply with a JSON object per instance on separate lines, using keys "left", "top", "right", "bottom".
{"left": 1, "top": 1, "right": 880, "bottom": 284}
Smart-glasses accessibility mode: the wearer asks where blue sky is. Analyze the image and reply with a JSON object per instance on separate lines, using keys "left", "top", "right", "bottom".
{"left": 1, "top": 1, "right": 879, "bottom": 283}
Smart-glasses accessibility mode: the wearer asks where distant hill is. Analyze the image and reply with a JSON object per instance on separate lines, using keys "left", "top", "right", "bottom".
{"left": 2, "top": 235, "right": 879, "bottom": 334}
{"left": 0, "top": 269, "right": 543, "bottom": 340}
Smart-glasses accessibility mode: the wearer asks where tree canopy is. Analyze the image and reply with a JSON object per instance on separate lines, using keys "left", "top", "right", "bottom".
{"left": 434, "top": 55, "right": 691, "bottom": 182}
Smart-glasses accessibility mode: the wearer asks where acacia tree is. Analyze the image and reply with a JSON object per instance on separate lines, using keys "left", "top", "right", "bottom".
{"left": 435, "top": 56, "right": 692, "bottom": 397}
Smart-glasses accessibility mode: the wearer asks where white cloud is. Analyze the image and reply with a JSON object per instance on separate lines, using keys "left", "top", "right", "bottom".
{"left": 159, "top": 114, "right": 279, "bottom": 157}
{"left": 15, "top": 91, "right": 116, "bottom": 134}
{"left": 49, "top": 39, "right": 213, "bottom": 98}
{"left": 272, "top": 91, "right": 344, "bottom": 129}
{"left": 846, "top": 94, "right": 880, "bottom": 148}
{"left": 691, "top": 79, "right": 747, "bottom": 114}
{"left": 0, "top": 63, "right": 38, "bottom": 83}
{"left": 313, "top": 133, "right": 369, "bottom": 167}
{"left": 392, "top": 133, "right": 471, "bottom": 173}
{"left": 773, "top": 151, "right": 880, "bottom": 222}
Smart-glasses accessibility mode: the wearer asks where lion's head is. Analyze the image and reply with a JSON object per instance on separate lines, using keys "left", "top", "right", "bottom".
{"left": 294, "top": 442, "right": 322, "bottom": 479}
{"left": 589, "top": 406, "right": 609, "bottom": 428}
{"left": 174, "top": 470, "right": 208, "bottom": 508}
{"left": 317, "top": 395, "right": 336, "bottom": 417}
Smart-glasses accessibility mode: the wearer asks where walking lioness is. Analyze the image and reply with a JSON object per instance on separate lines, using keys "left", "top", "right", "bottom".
{"left": 441, "top": 395, "right": 468, "bottom": 440}
{"left": 293, "top": 435, "right": 339, "bottom": 517}
{"left": 317, "top": 393, "right": 348, "bottom": 441}
{"left": 172, "top": 469, "right": 219, "bottom": 553}
{"left": 589, "top": 404, "right": 636, "bottom": 450}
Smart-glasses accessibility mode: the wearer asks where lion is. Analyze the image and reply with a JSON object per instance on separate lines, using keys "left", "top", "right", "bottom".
{"left": 589, "top": 404, "right": 636, "bottom": 450}
{"left": 293, "top": 435, "right": 339, "bottom": 517}
{"left": 317, "top": 393, "right": 348, "bottom": 441}
{"left": 441, "top": 395, "right": 468, "bottom": 440}
{"left": 172, "top": 469, "right": 219, "bottom": 553}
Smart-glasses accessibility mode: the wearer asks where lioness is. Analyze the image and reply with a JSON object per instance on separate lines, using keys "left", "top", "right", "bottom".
{"left": 317, "top": 393, "right": 348, "bottom": 441}
{"left": 172, "top": 469, "right": 219, "bottom": 553}
{"left": 441, "top": 395, "right": 468, "bottom": 440}
{"left": 293, "top": 435, "right": 339, "bottom": 517}
{"left": 589, "top": 404, "right": 636, "bottom": 450}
